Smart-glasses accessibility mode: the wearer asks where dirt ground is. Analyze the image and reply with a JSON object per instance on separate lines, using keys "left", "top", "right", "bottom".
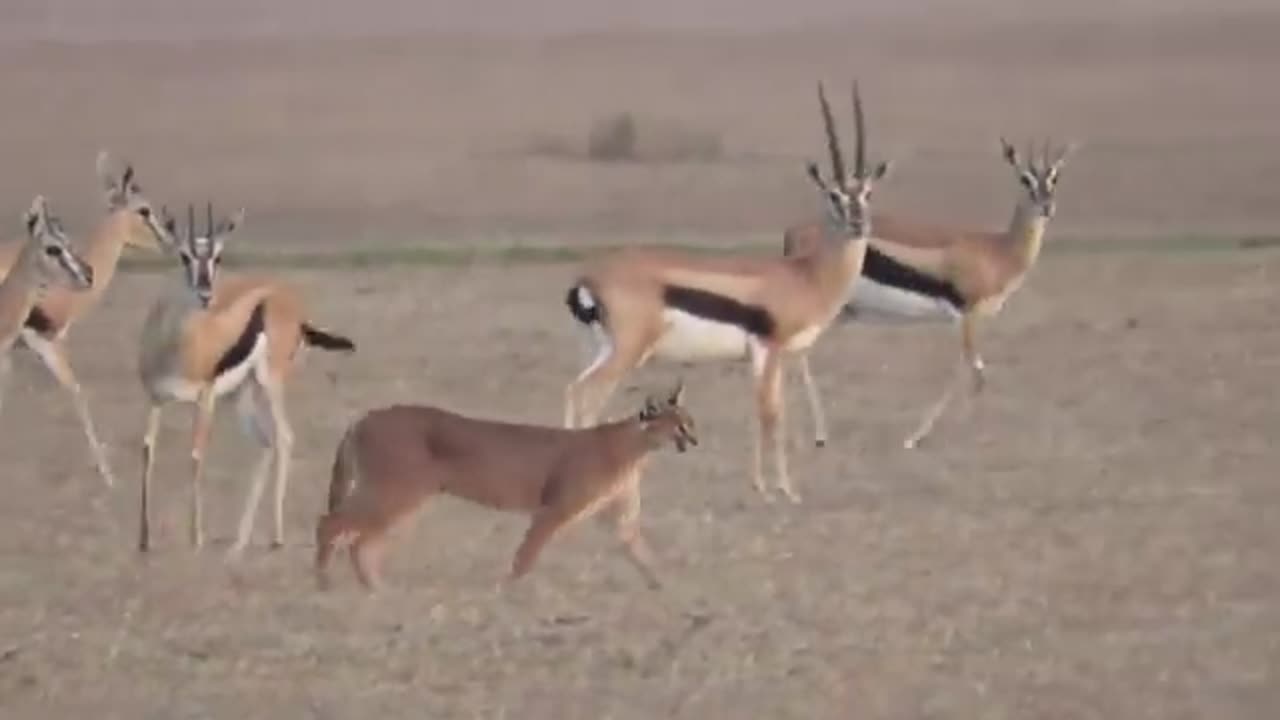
{"left": 1, "top": 2, "right": 1278, "bottom": 718}
{"left": 1, "top": 257, "right": 1277, "bottom": 719}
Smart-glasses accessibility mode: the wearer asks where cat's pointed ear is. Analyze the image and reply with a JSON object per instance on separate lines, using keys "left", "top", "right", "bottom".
{"left": 667, "top": 378, "right": 685, "bottom": 407}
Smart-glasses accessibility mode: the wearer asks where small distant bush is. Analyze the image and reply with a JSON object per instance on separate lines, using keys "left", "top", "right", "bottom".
{"left": 587, "top": 112, "right": 640, "bottom": 162}
{"left": 529, "top": 111, "right": 724, "bottom": 164}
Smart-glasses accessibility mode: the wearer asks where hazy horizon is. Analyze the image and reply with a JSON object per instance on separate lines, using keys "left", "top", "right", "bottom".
{"left": 3, "top": 0, "right": 1274, "bottom": 43}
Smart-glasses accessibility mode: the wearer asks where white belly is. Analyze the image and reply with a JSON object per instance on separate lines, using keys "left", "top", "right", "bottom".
{"left": 147, "top": 334, "right": 267, "bottom": 403}
{"left": 154, "top": 377, "right": 204, "bottom": 403}
{"left": 211, "top": 335, "right": 267, "bottom": 395}
{"left": 651, "top": 309, "right": 751, "bottom": 362}
{"left": 846, "top": 278, "right": 962, "bottom": 324}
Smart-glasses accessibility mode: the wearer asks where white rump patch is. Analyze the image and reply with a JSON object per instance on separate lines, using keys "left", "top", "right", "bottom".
{"left": 573, "top": 285, "right": 597, "bottom": 311}
{"left": 652, "top": 308, "right": 751, "bottom": 363}
{"left": 846, "top": 278, "right": 962, "bottom": 324}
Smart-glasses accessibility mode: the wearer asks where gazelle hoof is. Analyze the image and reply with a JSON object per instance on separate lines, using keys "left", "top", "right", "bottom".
{"left": 779, "top": 487, "right": 802, "bottom": 504}
{"left": 269, "top": 540, "right": 285, "bottom": 551}
{"left": 815, "top": 438, "right": 827, "bottom": 449}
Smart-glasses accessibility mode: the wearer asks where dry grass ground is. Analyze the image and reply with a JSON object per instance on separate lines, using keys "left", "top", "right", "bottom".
{"left": 0, "top": 1, "right": 1278, "bottom": 717}
{"left": 0, "top": 256, "right": 1276, "bottom": 718}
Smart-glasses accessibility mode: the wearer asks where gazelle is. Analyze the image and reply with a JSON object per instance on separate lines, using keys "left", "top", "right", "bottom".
{"left": 563, "top": 80, "right": 891, "bottom": 503}
{"left": 137, "top": 204, "right": 355, "bottom": 557}
{"left": 316, "top": 382, "right": 698, "bottom": 592}
{"left": 0, "top": 152, "right": 175, "bottom": 486}
{"left": 783, "top": 139, "right": 1077, "bottom": 449}
{"left": 1, "top": 196, "right": 95, "bottom": 408}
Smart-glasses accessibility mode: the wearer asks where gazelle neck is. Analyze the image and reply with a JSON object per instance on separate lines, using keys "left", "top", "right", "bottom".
{"left": 816, "top": 217, "right": 870, "bottom": 282}
{"left": 79, "top": 210, "right": 137, "bottom": 301}
{"left": 1004, "top": 201, "right": 1049, "bottom": 269}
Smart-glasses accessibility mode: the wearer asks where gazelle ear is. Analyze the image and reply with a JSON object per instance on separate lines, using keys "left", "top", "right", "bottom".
{"left": 96, "top": 151, "right": 116, "bottom": 192}
{"left": 160, "top": 205, "right": 178, "bottom": 236}
{"left": 24, "top": 195, "right": 48, "bottom": 236}
{"left": 1000, "top": 137, "right": 1020, "bottom": 168}
{"left": 97, "top": 151, "right": 126, "bottom": 209}
{"left": 805, "top": 161, "right": 827, "bottom": 190}
{"left": 870, "top": 159, "right": 892, "bottom": 181}
{"left": 1049, "top": 142, "right": 1080, "bottom": 173}
{"left": 216, "top": 208, "right": 246, "bottom": 237}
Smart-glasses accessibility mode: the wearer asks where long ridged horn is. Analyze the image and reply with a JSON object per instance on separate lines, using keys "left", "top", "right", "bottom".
{"left": 206, "top": 202, "right": 213, "bottom": 238}
{"left": 817, "top": 82, "right": 846, "bottom": 184}
{"left": 853, "top": 80, "right": 866, "bottom": 178}
{"left": 186, "top": 204, "right": 194, "bottom": 241}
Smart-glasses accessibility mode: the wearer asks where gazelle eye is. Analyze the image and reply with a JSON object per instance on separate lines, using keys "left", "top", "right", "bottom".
{"left": 137, "top": 206, "right": 152, "bottom": 219}
{"left": 44, "top": 245, "right": 64, "bottom": 258}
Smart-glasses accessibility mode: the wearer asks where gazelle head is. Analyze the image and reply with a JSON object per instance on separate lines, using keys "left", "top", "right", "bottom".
{"left": 160, "top": 203, "right": 243, "bottom": 308}
{"left": 637, "top": 380, "right": 698, "bottom": 453}
{"left": 96, "top": 150, "right": 175, "bottom": 252}
{"left": 805, "top": 81, "right": 892, "bottom": 238}
{"left": 1000, "top": 138, "right": 1078, "bottom": 219}
{"left": 23, "top": 195, "right": 94, "bottom": 292}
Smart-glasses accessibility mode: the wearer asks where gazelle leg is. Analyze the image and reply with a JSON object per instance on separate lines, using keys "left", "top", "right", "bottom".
{"left": 568, "top": 338, "right": 647, "bottom": 428}
{"left": 751, "top": 344, "right": 797, "bottom": 502}
{"left": 226, "top": 384, "right": 272, "bottom": 559}
{"left": 798, "top": 353, "right": 829, "bottom": 448}
{"left": 259, "top": 379, "right": 294, "bottom": 549}
{"left": 23, "top": 333, "right": 115, "bottom": 487}
{"left": 748, "top": 343, "right": 773, "bottom": 501}
{"left": 226, "top": 448, "right": 272, "bottom": 561}
{"left": 601, "top": 484, "right": 661, "bottom": 590}
{"left": 904, "top": 314, "right": 980, "bottom": 450}
{"left": 763, "top": 352, "right": 798, "bottom": 503}
{"left": 189, "top": 388, "right": 216, "bottom": 549}
{"left": 903, "top": 364, "right": 964, "bottom": 450}
{"left": 139, "top": 405, "right": 162, "bottom": 552}
{"left": 962, "top": 312, "right": 986, "bottom": 393}
{"left": 565, "top": 324, "right": 610, "bottom": 427}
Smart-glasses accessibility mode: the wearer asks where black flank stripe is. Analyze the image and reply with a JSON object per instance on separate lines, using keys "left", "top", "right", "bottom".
{"left": 24, "top": 306, "right": 55, "bottom": 335}
{"left": 662, "top": 285, "right": 776, "bottom": 337}
{"left": 861, "top": 245, "right": 967, "bottom": 310}
{"left": 214, "top": 303, "right": 266, "bottom": 376}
